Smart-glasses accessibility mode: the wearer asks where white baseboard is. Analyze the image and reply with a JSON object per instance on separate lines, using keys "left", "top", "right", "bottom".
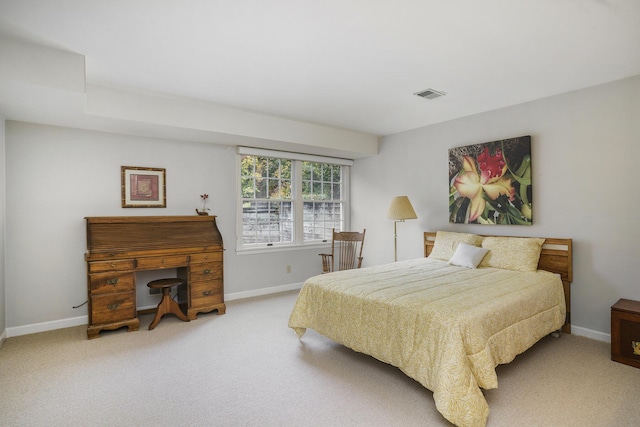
{"left": 225, "top": 282, "right": 304, "bottom": 301}
{"left": 6, "top": 315, "right": 88, "bottom": 338}
{"left": 0, "top": 328, "right": 7, "bottom": 348}
{"left": 5, "top": 282, "right": 305, "bottom": 338}
{"left": 571, "top": 325, "right": 611, "bottom": 343}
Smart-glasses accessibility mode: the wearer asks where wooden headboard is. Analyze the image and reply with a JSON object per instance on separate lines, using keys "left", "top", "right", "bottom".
{"left": 424, "top": 231, "right": 573, "bottom": 334}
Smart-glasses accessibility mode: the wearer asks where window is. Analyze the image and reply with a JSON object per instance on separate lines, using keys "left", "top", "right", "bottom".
{"left": 237, "top": 147, "right": 352, "bottom": 250}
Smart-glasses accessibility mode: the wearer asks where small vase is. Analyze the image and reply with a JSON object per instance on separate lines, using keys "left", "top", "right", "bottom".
{"left": 196, "top": 209, "right": 209, "bottom": 216}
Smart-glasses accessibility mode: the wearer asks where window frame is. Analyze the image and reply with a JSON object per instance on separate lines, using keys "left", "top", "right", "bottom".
{"left": 236, "top": 147, "right": 353, "bottom": 253}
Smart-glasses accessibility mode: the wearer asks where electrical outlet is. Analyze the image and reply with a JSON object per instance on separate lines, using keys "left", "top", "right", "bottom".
{"left": 286, "top": 265, "right": 292, "bottom": 274}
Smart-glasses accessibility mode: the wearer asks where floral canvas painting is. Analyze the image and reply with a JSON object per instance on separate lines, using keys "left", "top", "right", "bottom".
{"left": 449, "top": 136, "right": 532, "bottom": 225}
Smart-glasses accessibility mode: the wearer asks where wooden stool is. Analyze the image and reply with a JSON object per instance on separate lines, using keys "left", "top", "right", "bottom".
{"left": 147, "top": 278, "right": 190, "bottom": 330}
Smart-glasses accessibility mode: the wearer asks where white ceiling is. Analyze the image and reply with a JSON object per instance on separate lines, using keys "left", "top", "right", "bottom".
{"left": 1, "top": 0, "right": 639, "bottom": 139}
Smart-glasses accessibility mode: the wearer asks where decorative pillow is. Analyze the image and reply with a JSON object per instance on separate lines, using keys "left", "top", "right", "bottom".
{"left": 479, "top": 236, "right": 545, "bottom": 272}
{"left": 429, "top": 231, "right": 484, "bottom": 261}
{"left": 448, "top": 243, "right": 489, "bottom": 269}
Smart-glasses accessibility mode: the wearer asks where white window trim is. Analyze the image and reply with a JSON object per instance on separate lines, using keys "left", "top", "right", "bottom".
{"left": 237, "top": 146, "right": 354, "bottom": 166}
{"left": 236, "top": 146, "right": 353, "bottom": 253}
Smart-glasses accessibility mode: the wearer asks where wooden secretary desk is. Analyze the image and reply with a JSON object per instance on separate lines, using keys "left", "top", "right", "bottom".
{"left": 85, "top": 216, "right": 225, "bottom": 339}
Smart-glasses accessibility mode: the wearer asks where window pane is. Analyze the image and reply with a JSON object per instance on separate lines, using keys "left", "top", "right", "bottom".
{"left": 302, "top": 201, "right": 343, "bottom": 241}
{"left": 323, "top": 182, "right": 331, "bottom": 200}
{"left": 268, "top": 178, "right": 279, "bottom": 198}
{"left": 332, "top": 183, "right": 340, "bottom": 199}
{"left": 312, "top": 182, "right": 322, "bottom": 199}
{"left": 255, "top": 157, "right": 268, "bottom": 177}
{"left": 242, "top": 200, "right": 293, "bottom": 244}
{"left": 267, "top": 158, "right": 279, "bottom": 177}
{"left": 255, "top": 178, "right": 267, "bottom": 198}
{"left": 240, "top": 155, "right": 255, "bottom": 178}
{"left": 281, "top": 179, "right": 291, "bottom": 198}
{"left": 332, "top": 165, "right": 341, "bottom": 182}
{"left": 241, "top": 177, "right": 254, "bottom": 198}
{"left": 302, "top": 161, "right": 311, "bottom": 180}
{"left": 301, "top": 181, "right": 311, "bottom": 199}
{"left": 281, "top": 160, "right": 292, "bottom": 180}
{"left": 322, "top": 164, "right": 331, "bottom": 180}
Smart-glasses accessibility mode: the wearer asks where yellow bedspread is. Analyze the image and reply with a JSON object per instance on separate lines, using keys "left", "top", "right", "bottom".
{"left": 288, "top": 258, "right": 566, "bottom": 427}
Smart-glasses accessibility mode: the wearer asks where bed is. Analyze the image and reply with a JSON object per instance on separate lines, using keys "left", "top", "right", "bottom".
{"left": 288, "top": 231, "right": 572, "bottom": 427}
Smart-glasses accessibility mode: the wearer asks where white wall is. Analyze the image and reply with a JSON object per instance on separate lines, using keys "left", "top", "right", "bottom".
{"left": 4, "top": 123, "right": 322, "bottom": 334}
{"left": 0, "top": 118, "right": 6, "bottom": 344}
{"left": 351, "top": 75, "right": 640, "bottom": 339}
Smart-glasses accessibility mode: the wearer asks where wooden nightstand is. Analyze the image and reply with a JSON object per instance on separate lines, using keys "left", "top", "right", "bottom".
{"left": 611, "top": 299, "right": 640, "bottom": 369}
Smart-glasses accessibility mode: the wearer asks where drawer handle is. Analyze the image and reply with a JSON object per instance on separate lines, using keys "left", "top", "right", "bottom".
{"left": 110, "top": 263, "right": 116, "bottom": 268}
{"left": 203, "top": 269, "right": 211, "bottom": 274}
{"left": 107, "top": 302, "right": 121, "bottom": 310}
{"left": 106, "top": 278, "right": 120, "bottom": 286}
{"left": 202, "top": 290, "right": 212, "bottom": 296}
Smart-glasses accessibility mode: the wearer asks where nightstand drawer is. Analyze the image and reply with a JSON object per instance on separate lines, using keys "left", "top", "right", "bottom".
{"left": 611, "top": 299, "right": 640, "bottom": 369}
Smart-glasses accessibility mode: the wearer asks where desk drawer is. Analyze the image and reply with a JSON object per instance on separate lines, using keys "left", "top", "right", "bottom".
{"left": 136, "top": 255, "right": 188, "bottom": 270}
{"left": 88, "top": 259, "right": 135, "bottom": 273}
{"left": 190, "top": 252, "right": 222, "bottom": 264}
{"left": 90, "top": 271, "right": 134, "bottom": 294}
{"left": 91, "top": 292, "right": 136, "bottom": 324}
{"left": 190, "top": 262, "right": 222, "bottom": 281}
{"left": 190, "top": 281, "right": 223, "bottom": 308}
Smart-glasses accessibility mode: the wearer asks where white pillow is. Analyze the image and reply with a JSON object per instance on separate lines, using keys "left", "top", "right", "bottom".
{"left": 448, "top": 243, "right": 489, "bottom": 269}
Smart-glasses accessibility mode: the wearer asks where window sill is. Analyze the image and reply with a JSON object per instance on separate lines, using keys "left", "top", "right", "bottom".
{"left": 235, "top": 242, "right": 331, "bottom": 255}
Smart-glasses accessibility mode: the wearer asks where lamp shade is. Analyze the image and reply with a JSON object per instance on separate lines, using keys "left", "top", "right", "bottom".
{"left": 386, "top": 196, "right": 417, "bottom": 220}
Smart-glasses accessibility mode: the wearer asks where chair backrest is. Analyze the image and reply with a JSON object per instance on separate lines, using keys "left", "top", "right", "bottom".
{"left": 331, "top": 229, "right": 366, "bottom": 271}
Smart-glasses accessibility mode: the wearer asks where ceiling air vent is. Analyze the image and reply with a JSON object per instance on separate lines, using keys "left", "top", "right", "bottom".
{"left": 414, "top": 88, "right": 446, "bottom": 100}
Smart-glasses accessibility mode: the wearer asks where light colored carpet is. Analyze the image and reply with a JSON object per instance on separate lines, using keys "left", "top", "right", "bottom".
{"left": 1, "top": 290, "right": 639, "bottom": 427}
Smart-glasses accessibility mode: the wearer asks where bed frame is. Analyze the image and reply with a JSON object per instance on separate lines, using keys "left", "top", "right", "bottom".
{"left": 424, "top": 232, "right": 573, "bottom": 334}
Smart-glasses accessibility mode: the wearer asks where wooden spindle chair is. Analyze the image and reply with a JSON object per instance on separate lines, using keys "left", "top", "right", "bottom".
{"left": 320, "top": 229, "right": 366, "bottom": 273}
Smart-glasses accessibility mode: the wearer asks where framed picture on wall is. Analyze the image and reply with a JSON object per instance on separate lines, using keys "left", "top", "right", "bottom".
{"left": 449, "top": 135, "right": 532, "bottom": 225}
{"left": 121, "top": 166, "right": 166, "bottom": 208}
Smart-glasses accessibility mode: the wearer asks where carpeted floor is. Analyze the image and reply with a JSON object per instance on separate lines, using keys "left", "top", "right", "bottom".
{"left": 1, "top": 290, "right": 639, "bottom": 427}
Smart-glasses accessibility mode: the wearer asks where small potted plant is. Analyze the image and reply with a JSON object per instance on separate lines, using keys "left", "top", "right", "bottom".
{"left": 196, "top": 194, "right": 210, "bottom": 216}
